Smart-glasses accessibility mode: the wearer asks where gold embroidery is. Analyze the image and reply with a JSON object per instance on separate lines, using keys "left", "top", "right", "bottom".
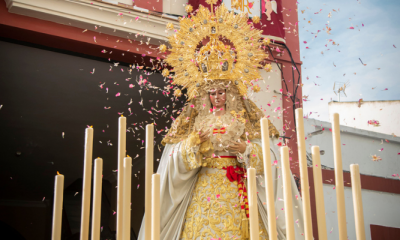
{"left": 181, "top": 132, "right": 202, "bottom": 171}
{"left": 258, "top": 211, "right": 269, "bottom": 240}
{"left": 162, "top": 99, "right": 280, "bottom": 146}
{"left": 180, "top": 169, "right": 242, "bottom": 239}
{"left": 199, "top": 139, "right": 213, "bottom": 154}
{"left": 202, "top": 157, "right": 238, "bottom": 169}
{"left": 180, "top": 168, "right": 269, "bottom": 240}
{"left": 249, "top": 144, "right": 264, "bottom": 175}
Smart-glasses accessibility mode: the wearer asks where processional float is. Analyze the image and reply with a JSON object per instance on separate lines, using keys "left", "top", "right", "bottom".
{"left": 50, "top": 110, "right": 366, "bottom": 240}
{"left": 50, "top": 2, "right": 366, "bottom": 240}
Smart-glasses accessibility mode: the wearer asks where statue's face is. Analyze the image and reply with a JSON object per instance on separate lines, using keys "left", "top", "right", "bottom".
{"left": 209, "top": 88, "right": 226, "bottom": 109}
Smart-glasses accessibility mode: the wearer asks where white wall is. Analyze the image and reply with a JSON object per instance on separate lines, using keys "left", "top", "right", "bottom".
{"left": 252, "top": 63, "right": 284, "bottom": 136}
{"left": 321, "top": 184, "right": 400, "bottom": 240}
{"left": 304, "top": 118, "right": 400, "bottom": 179}
{"left": 328, "top": 101, "right": 400, "bottom": 136}
{"left": 163, "top": 0, "right": 186, "bottom": 16}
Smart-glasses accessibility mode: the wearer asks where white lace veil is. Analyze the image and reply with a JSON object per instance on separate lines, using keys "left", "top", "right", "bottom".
{"left": 192, "top": 80, "right": 244, "bottom": 118}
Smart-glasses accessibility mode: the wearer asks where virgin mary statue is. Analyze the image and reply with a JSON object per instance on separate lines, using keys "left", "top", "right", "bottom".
{"left": 139, "top": 4, "right": 305, "bottom": 239}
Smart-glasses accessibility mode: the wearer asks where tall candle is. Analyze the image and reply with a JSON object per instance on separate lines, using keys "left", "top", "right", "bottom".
{"left": 122, "top": 157, "right": 132, "bottom": 240}
{"left": 51, "top": 174, "right": 64, "bottom": 240}
{"left": 247, "top": 167, "right": 259, "bottom": 240}
{"left": 260, "top": 118, "right": 277, "bottom": 240}
{"left": 350, "top": 164, "right": 366, "bottom": 240}
{"left": 91, "top": 158, "right": 103, "bottom": 240}
{"left": 116, "top": 117, "right": 126, "bottom": 240}
{"left": 332, "top": 113, "right": 348, "bottom": 240}
{"left": 312, "top": 146, "right": 328, "bottom": 240}
{"left": 145, "top": 124, "right": 154, "bottom": 239}
{"left": 151, "top": 173, "right": 161, "bottom": 240}
{"left": 281, "top": 146, "right": 295, "bottom": 240}
{"left": 80, "top": 127, "right": 94, "bottom": 240}
{"left": 295, "top": 108, "right": 313, "bottom": 240}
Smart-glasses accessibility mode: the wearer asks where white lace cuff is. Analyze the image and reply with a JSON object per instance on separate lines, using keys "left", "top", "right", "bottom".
{"left": 236, "top": 143, "right": 253, "bottom": 169}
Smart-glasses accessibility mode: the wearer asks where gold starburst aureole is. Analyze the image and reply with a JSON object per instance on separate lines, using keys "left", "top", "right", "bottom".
{"left": 159, "top": 44, "right": 167, "bottom": 53}
{"left": 165, "top": 4, "right": 269, "bottom": 99}
{"left": 166, "top": 22, "right": 174, "bottom": 30}
{"left": 252, "top": 15, "right": 260, "bottom": 24}
{"left": 185, "top": 4, "right": 193, "bottom": 13}
{"left": 162, "top": 68, "right": 170, "bottom": 77}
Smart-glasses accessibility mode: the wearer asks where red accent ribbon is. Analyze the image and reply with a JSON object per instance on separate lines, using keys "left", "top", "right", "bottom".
{"left": 211, "top": 156, "right": 249, "bottom": 218}
{"left": 213, "top": 127, "right": 226, "bottom": 134}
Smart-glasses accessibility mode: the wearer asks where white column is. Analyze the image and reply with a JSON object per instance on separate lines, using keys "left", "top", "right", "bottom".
{"left": 260, "top": 118, "right": 277, "bottom": 240}
{"left": 51, "top": 174, "right": 64, "bottom": 240}
{"left": 281, "top": 146, "right": 295, "bottom": 240}
{"left": 151, "top": 173, "right": 161, "bottom": 240}
{"left": 350, "top": 164, "right": 366, "bottom": 240}
{"left": 145, "top": 124, "right": 154, "bottom": 239}
{"left": 247, "top": 168, "right": 259, "bottom": 240}
{"left": 122, "top": 157, "right": 132, "bottom": 240}
{"left": 312, "top": 146, "right": 328, "bottom": 240}
{"left": 295, "top": 108, "right": 313, "bottom": 240}
{"left": 91, "top": 158, "right": 103, "bottom": 240}
{"left": 116, "top": 117, "right": 126, "bottom": 240}
{"left": 80, "top": 127, "right": 94, "bottom": 240}
{"left": 332, "top": 113, "right": 348, "bottom": 240}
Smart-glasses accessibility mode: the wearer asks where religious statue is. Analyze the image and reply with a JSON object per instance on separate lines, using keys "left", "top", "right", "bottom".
{"left": 264, "top": 0, "right": 278, "bottom": 21}
{"left": 138, "top": 4, "right": 304, "bottom": 239}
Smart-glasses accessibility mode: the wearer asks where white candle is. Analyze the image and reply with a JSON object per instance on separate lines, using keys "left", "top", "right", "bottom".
{"left": 247, "top": 167, "right": 259, "bottom": 240}
{"left": 145, "top": 124, "right": 154, "bottom": 239}
{"left": 80, "top": 127, "right": 94, "bottom": 240}
{"left": 51, "top": 174, "right": 64, "bottom": 240}
{"left": 151, "top": 173, "right": 161, "bottom": 240}
{"left": 91, "top": 158, "right": 103, "bottom": 240}
{"left": 332, "top": 113, "right": 348, "bottom": 240}
{"left": 281, "top": 146, "right": 295, "bottom": 240}
{"left": 312, "top": 146, "right": 328, "bottom": 240}
{"left": 122, "top": 157, "right": 132, "bottom": 240}
{"left": 295, "top": 108, "right": 313, "bottom": 240}
{"left": 116, "top": 117, "right": 126, "bottom": 240}
{"left": 350, "top": 164, "right": 366, "bottom": 240}
{"left": 260, "top": 118, "right": 277, "bottom": 240}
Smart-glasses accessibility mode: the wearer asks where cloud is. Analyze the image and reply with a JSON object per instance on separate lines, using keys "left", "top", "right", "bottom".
{"left": 299, "top": 0, "right": 400, "bottom": 121}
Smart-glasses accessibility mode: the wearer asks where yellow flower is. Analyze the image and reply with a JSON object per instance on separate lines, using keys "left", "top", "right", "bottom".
{"left": 252, "top": 16, "right": 260, "bottom": 24}
{"left": 263, "top": 38, "right": 271, "bottom": 45}
{"left": 185, "top": 4, "right": 193, "bottom": 13}
{"left": 264, "top": 63, "right": 273, "bottom": 72}
{"left": 205, "top": 0, "right": 218, "bottom": 5}
{"left": 371, "top": 154, "right": 382, "bottom": 161}
{"left": 230, "top": 110, "right": 246, "bottom": 123}
{"left": 232, "top": 0, "right": 240, "bottom": 9}
{"left": 166, "top": 22, "right": 174, "bottom": 30}
{"left": 174, "top": 89, "right": 182, "bottom": 97}
{"left": 159, "top": 44, "right": 167, "bottom": 53}
{"left": 253, "top": 85, "right": 261, "bottom": 92}
{"left": 162, "top": 68, "right": 170, "bottom": 77}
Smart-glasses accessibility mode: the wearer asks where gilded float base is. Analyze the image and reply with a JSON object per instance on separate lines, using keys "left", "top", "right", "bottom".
{"left": 180, "top": 168, "right": 269, "bottom": 240}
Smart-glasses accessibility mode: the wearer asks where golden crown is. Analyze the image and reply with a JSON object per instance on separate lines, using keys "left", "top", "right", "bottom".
{"left": 163, "top": 3, "right": 270, "bottom": 99}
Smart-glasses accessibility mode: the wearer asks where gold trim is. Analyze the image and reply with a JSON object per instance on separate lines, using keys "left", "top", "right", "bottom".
{"left": 202, "top": 157, "right": 238, "bottom": 169}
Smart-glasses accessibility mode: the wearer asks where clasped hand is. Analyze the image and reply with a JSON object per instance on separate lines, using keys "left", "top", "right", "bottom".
{"left": 228, "top": 140, "right": 247, "bottom": 154}
{"left": 198, "top": 128, "right": 211, "bottom": 143}
{"left": 198, "top": 129, "right": 247, "bottom": 154}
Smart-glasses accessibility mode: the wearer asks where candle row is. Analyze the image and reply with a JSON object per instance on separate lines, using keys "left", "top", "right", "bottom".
{"left": 250, "top": 109, "right": 366, "bottom": 240}
{"left": 50, "top": 112, "right": 366, "bottom": 240}
{"left": 51, "top": 119, "right": 160, "bottom": 240}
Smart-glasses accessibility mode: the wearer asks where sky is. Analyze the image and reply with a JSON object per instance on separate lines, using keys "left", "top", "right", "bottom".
{"left": 298, "top": 0, "right": 400, "bottom": 121}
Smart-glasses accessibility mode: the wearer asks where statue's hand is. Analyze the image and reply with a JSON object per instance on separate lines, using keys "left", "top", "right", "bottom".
{"left": 228, "top": 140, "right": 247, "bottom": 154}
{"left": 199, "top": 128, "right": 211, "bottom": 143}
